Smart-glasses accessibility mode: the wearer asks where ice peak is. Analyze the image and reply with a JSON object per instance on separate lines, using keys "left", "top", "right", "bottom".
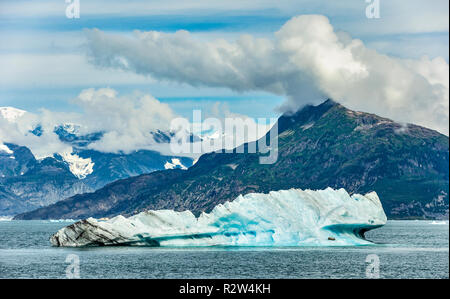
{"left": 0, "top": 107, "right": 26, "bottom": 122}
{"left": 59, "top": 151, "right": 94, "bottom": 179}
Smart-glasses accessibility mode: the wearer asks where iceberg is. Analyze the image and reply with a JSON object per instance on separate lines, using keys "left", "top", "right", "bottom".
{"left": 50, "top": 188, "right": 387, "bottom": 247}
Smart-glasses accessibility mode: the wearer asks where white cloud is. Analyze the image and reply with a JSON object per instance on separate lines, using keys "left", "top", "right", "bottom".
{"left": 84, "top": 15, "right": 449, "bottom": 134}
{"left": 197, "top": 101, "right": 275, "bottom": 151}
{"left": 0, "top": 109, "right": 72, "bottom": 159}
{"left": 1, "top": 88, "right": 272, "bottom": 158}
{"left": 0, "top": 88, "right": 178, "bottom": 156}
{"left": 73, "top": 88, "right": 177, "bottom": 153}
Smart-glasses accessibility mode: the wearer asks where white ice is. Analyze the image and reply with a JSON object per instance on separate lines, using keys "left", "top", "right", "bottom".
{"left": 164, "top": 158, "right": 187, "bottom": 170}
{"left": 51, "top": 188, "right": 387, "bottom": 247}
{"left": 0, "top": 143, "right": 13, "bottom": 154}
{"left": 60, "top": 151, "right": 94, "bottom": 179}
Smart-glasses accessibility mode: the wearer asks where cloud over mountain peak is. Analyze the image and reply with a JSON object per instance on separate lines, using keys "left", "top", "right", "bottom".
{"left": 85, "top": 15, "right": 449, "bottom": 135}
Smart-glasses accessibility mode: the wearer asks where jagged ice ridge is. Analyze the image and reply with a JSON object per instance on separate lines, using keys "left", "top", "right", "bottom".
{"left": 50, "top": 188, "right": 387, "bottom": 247}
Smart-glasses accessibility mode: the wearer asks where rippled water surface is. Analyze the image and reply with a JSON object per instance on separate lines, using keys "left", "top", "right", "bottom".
{"left": 0, "top": 220, "right": 448, "bottom": 278}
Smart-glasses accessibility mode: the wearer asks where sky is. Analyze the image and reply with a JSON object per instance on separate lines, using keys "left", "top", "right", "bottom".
{"left": 0, "top": 0, "right": 449, "bottom": 157}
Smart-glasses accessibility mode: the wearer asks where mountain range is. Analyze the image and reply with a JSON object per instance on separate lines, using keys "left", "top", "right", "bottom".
{"left": 14, "top": 100, "right": 449, "bottom": 220}
{"left": 0, "top": 109, "right": 193, "bottom": 215}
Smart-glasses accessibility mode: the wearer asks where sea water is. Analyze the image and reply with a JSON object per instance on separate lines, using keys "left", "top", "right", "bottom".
{"left": 0, "top": 220, "right": 448, "bottom": 279}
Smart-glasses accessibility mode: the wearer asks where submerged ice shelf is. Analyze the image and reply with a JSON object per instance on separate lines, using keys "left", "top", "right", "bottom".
{"left": 50, "top": 188, "right": 387, "bottom": 247}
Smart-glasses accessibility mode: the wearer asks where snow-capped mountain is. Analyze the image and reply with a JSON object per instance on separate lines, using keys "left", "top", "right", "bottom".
{"left": 0, "top": 143, "right": 13, "bottom": 154}
{"left": 164, "top": 158, "right": 188, "bottom": 170}
{"left": 0, "top": 107, "right": 194, "bottom": 216}
{"left": 57, "top": 151, "right": 94, "bottom": 179}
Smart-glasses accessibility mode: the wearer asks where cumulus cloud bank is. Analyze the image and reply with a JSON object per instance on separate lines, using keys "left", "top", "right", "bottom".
{"left": 0, "top": 88, "right": 180, "bottom": 157}
{"left": 1, "top": 88, "right": 271, "bottom": 158}
{"left": 85, "top": 15, "right": 449, "bottom": 134}
{"left": 70, "top": 88, "right": 177, "bottom": 153}
{"left": 0, "top": 109, "right": 72, "bottom": 159}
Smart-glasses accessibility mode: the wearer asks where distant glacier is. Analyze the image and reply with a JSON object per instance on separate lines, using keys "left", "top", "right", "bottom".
{"left": 50, "top": 188, "right": 387, "bottom": 247}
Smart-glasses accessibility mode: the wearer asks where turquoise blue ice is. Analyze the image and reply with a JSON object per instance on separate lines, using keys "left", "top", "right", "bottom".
{"left": 51, "top": 188, "right": 387, "bottom": 247}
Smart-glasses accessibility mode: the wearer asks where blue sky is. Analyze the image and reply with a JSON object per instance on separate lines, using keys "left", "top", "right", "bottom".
{"left": 0, "top": 0, "right": 448, "bottom": 121}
